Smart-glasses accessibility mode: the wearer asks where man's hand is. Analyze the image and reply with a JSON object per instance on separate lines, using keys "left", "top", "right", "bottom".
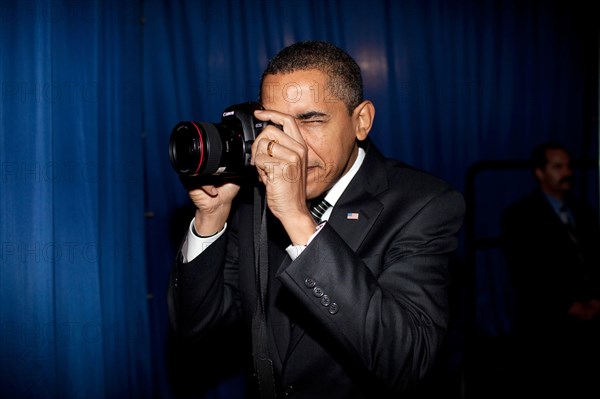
{"left": 190, "top": 183, "right": 240, "bottom": 236}
{"left": 251, "top": 109, "right": 317, "bottom": 245}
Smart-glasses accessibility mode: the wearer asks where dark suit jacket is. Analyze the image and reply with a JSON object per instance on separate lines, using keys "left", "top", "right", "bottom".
{"left": 501, "top": 189, "right": 600, "bottom": 336}
{"left": 169, "top": 140, "right": 465, "bottom": 398}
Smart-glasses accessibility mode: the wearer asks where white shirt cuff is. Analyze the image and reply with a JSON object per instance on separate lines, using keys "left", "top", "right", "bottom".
{"left": 285, "top": 222, "right": 326, "bottom": 260}
{"left": 181, "top": 219, "right": 227, "bottom": 263}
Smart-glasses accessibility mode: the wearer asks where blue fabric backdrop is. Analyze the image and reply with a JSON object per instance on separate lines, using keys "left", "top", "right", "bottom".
{"left": 1, "top": 0, "right": 597, "bottom": 398}
{"left": 1, "top": 1, "right": 151, "bottom": 398}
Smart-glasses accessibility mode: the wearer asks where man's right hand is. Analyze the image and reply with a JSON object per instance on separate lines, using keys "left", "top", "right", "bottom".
{"left": 189, "top": 182, "right": 240, "bottom": 236}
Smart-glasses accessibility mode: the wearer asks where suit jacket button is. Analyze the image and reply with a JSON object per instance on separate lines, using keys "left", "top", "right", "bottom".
{"left": 328, "top": 302, "right": 339, "bottom": 314}
{"left": 313, "top": 286, "right": 324, "bottom": 297}
{"left": 304, "top": 278, "right": 316, "bottom": 288}
{"left": 320, "top": 294, "right": 330, "bottom": 306}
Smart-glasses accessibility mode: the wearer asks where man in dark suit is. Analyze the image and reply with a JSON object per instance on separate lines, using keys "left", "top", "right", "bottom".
{"left": 501, "top": 141, "right": 600, "bottom": 398}
{"left": 168, "top": 41, "right": 465, "bottom": 398}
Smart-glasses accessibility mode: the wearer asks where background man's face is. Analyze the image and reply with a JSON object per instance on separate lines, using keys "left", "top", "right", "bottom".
{"left": 537, "top": 148, "right": 572, "bottom": 197}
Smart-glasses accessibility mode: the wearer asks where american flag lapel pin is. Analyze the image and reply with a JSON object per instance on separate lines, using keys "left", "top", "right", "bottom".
{"left": 346, "top": 212, "right": 359, "bottom": 220}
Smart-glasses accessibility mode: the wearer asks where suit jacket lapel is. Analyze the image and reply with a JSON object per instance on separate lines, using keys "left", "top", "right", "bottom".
{"left": 328, "top": 196, "right": 383, "bottom": 252}
{"left": 328, "top": 141, "right": 388, "bottom": 252}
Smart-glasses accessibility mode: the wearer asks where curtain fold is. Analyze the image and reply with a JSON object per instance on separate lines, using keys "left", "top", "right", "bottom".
{"left": 1, "top": 1, "right": 151, "bottom": 398}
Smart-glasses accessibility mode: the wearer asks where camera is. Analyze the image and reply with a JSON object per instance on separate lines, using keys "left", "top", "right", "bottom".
{"left": 169, "top": 101, "right": 268, "bottom": 179}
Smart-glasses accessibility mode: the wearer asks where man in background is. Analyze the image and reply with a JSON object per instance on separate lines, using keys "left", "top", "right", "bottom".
{"left": 501, "top": 140, "right": 600, "bottom": 398}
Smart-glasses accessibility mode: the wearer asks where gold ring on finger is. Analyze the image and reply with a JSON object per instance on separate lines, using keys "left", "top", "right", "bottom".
{"left": 267, "top": 139, "right": 277, "bottom": 157}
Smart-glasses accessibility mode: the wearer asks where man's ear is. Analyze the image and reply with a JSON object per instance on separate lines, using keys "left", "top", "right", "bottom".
{"left": 534, "top": 167, "right": 544, "bottom": 182}
{"left": 352, "top": 100, "right": 375, "bottom": 141}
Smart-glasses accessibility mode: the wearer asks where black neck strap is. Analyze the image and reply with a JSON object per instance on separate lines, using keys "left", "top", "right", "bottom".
{"left": 251, "top": 185, "right": 277, "bottom": 398}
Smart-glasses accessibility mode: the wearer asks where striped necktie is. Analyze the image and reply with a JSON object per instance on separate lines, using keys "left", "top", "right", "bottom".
{"left": 558, "top": 205, "right": 573, "bottom": 228}
{"left": 310, "top": 198, "right": 332, "bottom": 222}
{"left": 559, "top": 205, "right": 578, "bottom": 242}
{"left": 558, "top": 204, "right": 584, "bottom": 262}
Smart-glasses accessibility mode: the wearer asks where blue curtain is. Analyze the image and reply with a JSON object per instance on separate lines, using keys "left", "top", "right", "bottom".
{"left": 1, "top": 1, "right": 151, "bottom": 398}
{"left": 1, "top": 0, "right": 597, "bottom": 398}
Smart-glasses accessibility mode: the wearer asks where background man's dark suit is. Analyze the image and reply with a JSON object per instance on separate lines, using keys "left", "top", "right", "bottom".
{"left": 169, "top": 140, "right": 465, "bottom": 398}
{"left": 501, "top": 189, "right": 600, "bottom": 398}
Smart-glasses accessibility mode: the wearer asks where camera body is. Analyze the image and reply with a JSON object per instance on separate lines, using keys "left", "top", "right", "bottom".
{"left": 169, "top": 101, "right": 268, "bottom": 179}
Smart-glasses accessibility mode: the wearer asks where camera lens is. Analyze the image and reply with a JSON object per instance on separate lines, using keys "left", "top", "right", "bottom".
{"left": 169, "top": 121, "right": 223, "bottom": 176}
{"left": 169, "top": 101, "right": 266, "bottom": 180}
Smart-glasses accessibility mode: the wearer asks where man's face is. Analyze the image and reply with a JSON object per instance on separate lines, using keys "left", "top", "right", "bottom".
{"left": 537, "top": 148, "right": 572, "bottom": 197}
{"left": 261, "top": 69, "right": 362, "bottom": 199}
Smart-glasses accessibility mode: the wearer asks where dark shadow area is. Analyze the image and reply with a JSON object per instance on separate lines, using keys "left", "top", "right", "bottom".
{"left": 166, "top": 204, "right": 250, "bottom": 399}
{"left": 165, "top": 327, "right": 250, "bottom": 399}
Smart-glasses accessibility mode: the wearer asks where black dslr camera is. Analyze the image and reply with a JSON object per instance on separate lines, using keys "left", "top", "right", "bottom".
{"left": 169, "top": 101, "right": 268, "bottom": 180}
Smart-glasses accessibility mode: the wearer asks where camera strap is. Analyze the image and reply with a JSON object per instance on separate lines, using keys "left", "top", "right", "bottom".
{"left": 251, "top": 185, "right": 278, "bottom": 399}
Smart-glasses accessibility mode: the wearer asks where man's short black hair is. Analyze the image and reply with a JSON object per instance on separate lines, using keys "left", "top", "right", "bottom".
{"left": 259, "top": 40, "right": 363, "bottom": 114}
{"left": 531, "top": 140, "right": 569, "bottom": 170}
